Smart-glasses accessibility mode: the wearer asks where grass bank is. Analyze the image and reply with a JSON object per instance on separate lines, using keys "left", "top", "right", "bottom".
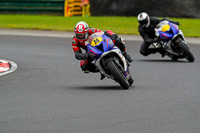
{"left": 0, "top": 15, "right": 199, "bottom": 37}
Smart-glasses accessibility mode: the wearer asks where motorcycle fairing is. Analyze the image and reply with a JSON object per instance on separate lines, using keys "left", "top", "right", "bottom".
{"left": 158, "top": 22, "right": 179, "bottom": 41}
{"left": 102, "top": 34, "right": 115, "bottom": 52}
{"left": 87, "top": 44, "right": 103, "bottom": 59}
{"left": 87, "top": 34, "right": 114, "bottom": 60}
{"left": 159, "top": 31, "right": 174, "bottom": 41}
{"left": 87, "top": 33, "right": 130, "bottom": 80}
{"left": 169, "top": 22, "right": 179, "bottom": 35}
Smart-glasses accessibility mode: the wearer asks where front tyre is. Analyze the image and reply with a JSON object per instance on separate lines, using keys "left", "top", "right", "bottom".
{"left": 107, "top": 60, "right": 130, "bottom": 89}
{"left": 177, "top": 41, "right": 195, "bottom": 62}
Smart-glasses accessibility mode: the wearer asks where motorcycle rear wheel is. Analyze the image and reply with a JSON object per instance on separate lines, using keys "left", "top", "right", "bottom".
{"left": 107, "top": 60, "right": 130, "bottom": 89}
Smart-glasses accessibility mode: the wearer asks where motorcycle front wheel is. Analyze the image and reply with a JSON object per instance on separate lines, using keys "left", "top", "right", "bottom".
{"left": 176, "top": 41, "right": 195, "bottom": 62}
{"left": 107, "top": 60, "right": 130, "bottom": 89}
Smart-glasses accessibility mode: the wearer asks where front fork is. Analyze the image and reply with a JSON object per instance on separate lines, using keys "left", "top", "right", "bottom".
{"left": 173, "top": 37, "right": 189, "bottom": 49}
{"left": 112, "top": 57, "right": 130, "bottom": 79}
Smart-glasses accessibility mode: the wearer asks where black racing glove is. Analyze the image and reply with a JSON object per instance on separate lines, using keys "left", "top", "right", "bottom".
{"left": 75, "top": 50, "right": 87, "bottom": 60}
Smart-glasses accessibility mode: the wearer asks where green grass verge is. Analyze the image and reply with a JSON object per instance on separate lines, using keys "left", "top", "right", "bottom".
{"left": 0, "top": 14, "right": 200, "bottom": 37}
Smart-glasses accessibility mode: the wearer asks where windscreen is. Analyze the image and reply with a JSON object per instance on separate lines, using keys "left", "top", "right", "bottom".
{"left": 87, "top": 32, "right": 104, "bottom": 44}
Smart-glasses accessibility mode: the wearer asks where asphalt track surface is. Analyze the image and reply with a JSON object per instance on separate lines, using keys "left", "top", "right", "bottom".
{"left": 0, "top": 32, "right": 200, "bottom": 133}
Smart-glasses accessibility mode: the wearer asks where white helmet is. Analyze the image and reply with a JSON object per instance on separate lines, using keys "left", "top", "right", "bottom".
{"left": 137, "top": 12, "right": 150, "bottom": 28}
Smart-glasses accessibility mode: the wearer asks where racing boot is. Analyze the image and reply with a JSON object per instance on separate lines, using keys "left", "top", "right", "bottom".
{"left": 122, "top": 51, "right": 133, "bottom": 63}
{"left": 100, "top": 73, "right": 105, "bottom": 80}
{"left": 83, "top": 63, "right": 100, "bottom": 73}
{"left": 157, "top": 47, "right": 165, "bottom": 57}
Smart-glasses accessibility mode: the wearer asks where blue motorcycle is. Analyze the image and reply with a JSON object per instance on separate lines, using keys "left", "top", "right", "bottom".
{"left": 154, "top": 21, "right": 194, "bottom": 62}
{"left": 86, "top": 32, "right": 134, "bottom": 89}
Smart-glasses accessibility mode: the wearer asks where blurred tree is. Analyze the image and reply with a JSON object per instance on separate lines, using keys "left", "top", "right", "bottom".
{"left": 90, "top": 0, "right": 200, "bottom": 18}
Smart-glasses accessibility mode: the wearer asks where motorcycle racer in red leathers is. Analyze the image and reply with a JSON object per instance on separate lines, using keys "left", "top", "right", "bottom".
{"left": 72, "top": 21, "right": 133, "bottom": 77}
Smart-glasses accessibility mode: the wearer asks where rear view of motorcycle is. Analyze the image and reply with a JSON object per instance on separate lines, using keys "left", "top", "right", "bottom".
{"left": 154, "top": 21, "right": 195, "bottom": 62}
{"left": 86, "top": 32, "right": 134, "bottom": 89}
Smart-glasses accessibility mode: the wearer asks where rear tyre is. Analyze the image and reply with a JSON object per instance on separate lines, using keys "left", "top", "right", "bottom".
{"left": 177, "top": 41, "right": 194, "bottom": 62}
{"left": 107, "top": 60, "right": 129, "bottom": 89}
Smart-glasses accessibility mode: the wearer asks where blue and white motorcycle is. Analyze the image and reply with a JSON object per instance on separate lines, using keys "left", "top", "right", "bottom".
{"left": 86, "top": 32, "right": 134, "bottom": 89}
{"left": 154, "top": 21, "right": 194, "bottom": 62}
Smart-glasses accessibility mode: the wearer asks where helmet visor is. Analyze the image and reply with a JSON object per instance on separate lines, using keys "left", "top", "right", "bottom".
{"left": 76, "top": 33, "right": 86, "bottom": 40}
{"left": 139, "top": 17, "right": 149, "bottom": 27}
